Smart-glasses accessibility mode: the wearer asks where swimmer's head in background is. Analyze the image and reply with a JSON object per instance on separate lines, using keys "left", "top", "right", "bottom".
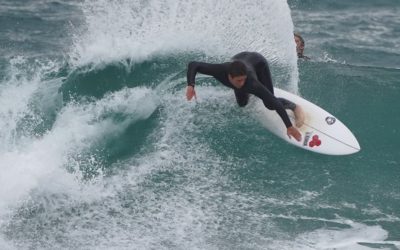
{"left": 294, "top": 32, "right": 305, "bottom": 57}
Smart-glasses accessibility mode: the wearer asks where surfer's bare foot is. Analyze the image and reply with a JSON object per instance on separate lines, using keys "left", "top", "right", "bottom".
{"left": 294, "top": 105, "right": 305, "bottom": 127}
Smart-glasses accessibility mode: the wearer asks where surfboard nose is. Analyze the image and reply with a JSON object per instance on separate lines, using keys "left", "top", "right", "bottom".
{"left": 346, "top": 133, "right": 361, "bottom": 154}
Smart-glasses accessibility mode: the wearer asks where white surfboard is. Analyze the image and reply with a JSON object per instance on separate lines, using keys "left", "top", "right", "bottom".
{"left": 253, "top": 88, "right": 360, "bottom": 155}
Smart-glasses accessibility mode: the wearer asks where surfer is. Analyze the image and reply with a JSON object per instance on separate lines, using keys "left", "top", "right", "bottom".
{"left": 294, "top": 33, "right": 310, "bottom": 60}
{"left": 186, "top": 51, "right": 304, "bottom": 142}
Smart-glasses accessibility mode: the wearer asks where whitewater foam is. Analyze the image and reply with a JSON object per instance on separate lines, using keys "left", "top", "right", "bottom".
{"left": 0, "top": 86, "right": 159, "bottom": 215}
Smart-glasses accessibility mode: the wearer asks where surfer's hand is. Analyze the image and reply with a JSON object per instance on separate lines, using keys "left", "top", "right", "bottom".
{"left": 287, "top": 126, "right": 302, "bottom": 142}
{"left": 186, "top": 85, "right": 196, "bottom": 101}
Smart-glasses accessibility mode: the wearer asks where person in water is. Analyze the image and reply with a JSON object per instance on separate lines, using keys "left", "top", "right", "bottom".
{"left": 186, "top": 51, "right": 304, "bottom": 142}
{"left": 294, "top": 33, "right": 310, "bottom": 59}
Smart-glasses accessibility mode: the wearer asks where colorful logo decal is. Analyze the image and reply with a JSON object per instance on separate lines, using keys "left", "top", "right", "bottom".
{"left": 309, "top": 135, "right": 322, "bottom": 147}
{"left": 325, "top": 116, "right": 336, "bottom": 125}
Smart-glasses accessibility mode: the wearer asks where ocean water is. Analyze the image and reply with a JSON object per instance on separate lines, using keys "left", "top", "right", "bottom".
{"left": 0, "top": 0, "right": 399, "bottom": 249}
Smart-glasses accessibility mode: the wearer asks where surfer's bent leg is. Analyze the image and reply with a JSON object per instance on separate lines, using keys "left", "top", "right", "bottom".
{"left": 234, "top": 89, "right": 249, "bottom": 107}
{"left": 278, "top": 98, "right": 296, "bottom": 111}
{"left": 280, "top": 97, "right": 305, "bottom": 127}
{"left": 255, "top": 60, "right": 274, "bottom": 94}
{"left": 255, "top": 61, "right": 297, "bottom": 111}
{"left": 255, "top": 58, "right": 304, "bottom": 127}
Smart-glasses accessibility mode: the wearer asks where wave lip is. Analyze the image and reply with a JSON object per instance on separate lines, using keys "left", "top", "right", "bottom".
{"left": 70, "top": 0, "right": 299, "bottom": 90}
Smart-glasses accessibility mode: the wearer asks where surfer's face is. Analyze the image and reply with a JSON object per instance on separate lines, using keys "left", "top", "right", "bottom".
{"left": 228, "top": 74, "right": 247, "bottom": 89}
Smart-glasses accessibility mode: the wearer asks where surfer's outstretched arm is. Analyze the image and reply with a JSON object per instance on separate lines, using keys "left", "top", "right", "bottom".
{"left": 186, "top": 61, "right": 227, "bottom": 101}
{"left": 186, "top": 62, "right": 227, "bottom": 87}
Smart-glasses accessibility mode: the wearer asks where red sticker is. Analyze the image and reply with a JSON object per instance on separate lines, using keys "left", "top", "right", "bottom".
{"left": 309, "top": 135, "right": 322, "bottom": 148}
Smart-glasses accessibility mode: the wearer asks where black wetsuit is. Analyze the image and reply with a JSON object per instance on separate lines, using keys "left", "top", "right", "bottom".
{"left": 187, "top": 52, "right": 296, "bottom": 128}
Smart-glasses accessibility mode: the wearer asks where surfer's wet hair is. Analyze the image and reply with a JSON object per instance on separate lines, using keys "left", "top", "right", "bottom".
{"left": 294, "top": 32, "right": 305, "bottom": 46}
{"left": 228, "top": 61, "right": 247, "bottom": 77}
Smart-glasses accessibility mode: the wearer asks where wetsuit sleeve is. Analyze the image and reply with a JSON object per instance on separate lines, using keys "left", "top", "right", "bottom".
{"left": 187, "top": 61, "right": 226, "bottom": 87}
{"left": 248, "top": 81, "right": 293, "bottom": 128}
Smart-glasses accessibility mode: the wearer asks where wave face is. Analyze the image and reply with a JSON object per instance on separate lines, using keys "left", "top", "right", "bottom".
{"left": 1, "top": 0, "right": 400, "bottom": 249}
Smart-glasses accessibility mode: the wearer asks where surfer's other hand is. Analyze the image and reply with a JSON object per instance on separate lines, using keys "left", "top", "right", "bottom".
{"left": 287, "top": 126, "right": 302, "bottom": 142}
{"left": 186, "top": 85, "right": 196, "bottom": 101}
